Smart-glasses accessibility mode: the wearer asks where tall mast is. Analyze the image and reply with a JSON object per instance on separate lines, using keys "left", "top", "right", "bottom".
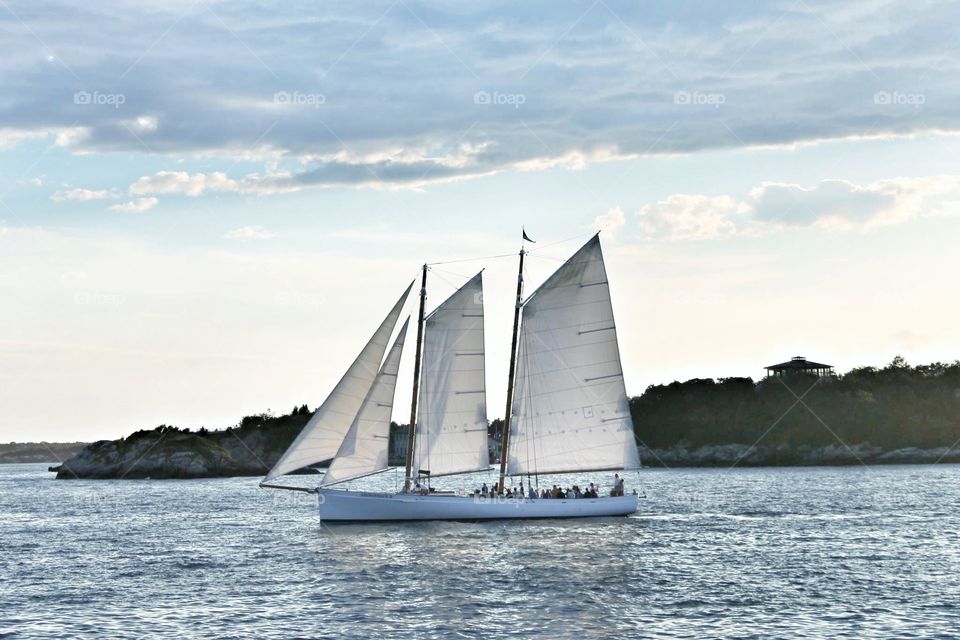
{"left": 404, "top": 264, "right": 428, "bottom": 491}
{"left": 498, "top": 247, "right": 525, "bottom": 493}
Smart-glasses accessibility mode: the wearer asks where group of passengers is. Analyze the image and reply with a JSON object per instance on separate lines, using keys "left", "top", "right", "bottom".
{"left": 475, "top": 474, "right": 626, "bottom": 499}
{"left": 534, "top": 484, "right": 599, "bottom": 499}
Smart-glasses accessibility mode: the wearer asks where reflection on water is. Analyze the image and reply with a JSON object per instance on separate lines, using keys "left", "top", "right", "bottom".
{"left": 3, "top": 463, "right": 960, "bottom": 638}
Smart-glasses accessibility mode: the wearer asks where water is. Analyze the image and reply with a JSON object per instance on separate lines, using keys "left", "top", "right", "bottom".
{"left": 3, "top": 463, "right": 959, "bottom": 638}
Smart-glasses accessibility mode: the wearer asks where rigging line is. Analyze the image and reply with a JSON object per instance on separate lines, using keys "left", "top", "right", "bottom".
{"left": 415, "top": 232, "right": 589, "bottom": 270}
{"left": 527, "top": 231, "right": 595, "bottom": 253}
{"left": 525, "top": 253, "right": 569, "bottom": 263}
{"left": 522, "top": 252, "right": 532, "bottom": 291}
{"left": 430, "top": 265, "right": 473, "bottom": 280}
{"left": 522, "top": 329, "right": 534, "bottom": 481}
{"left": 426, "top": 251, "right": 516, "bottom": 266}
{"left": 527, "top": 333, "right": 544, "bottom": 485}
{"left": 426, "top": 359, "right": 431, "bottom": 486}
{"left": 429, "top": 268, "right": 463, "bottom": 293}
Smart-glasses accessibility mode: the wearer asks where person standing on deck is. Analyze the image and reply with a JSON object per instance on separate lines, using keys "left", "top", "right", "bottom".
{"left": 611, "top": 473, "right": 624, "bottom": 497}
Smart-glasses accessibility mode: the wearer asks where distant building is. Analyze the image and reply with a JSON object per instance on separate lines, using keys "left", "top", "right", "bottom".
{"left": 765, "top": 356, "right": 835, "bottom": 378}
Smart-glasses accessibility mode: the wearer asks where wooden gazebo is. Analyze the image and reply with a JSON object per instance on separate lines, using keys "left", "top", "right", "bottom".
{"left": 764, "top": 356, "right": 834, "bottom": 378}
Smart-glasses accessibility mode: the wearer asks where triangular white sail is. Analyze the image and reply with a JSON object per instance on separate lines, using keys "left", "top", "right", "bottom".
{"left": 263, "top": 283, "right": 413, "bottom": 482}
{"left": 412, "top": 272, "right": 489, "bottom": 478}
{"left": 321, "top": 318, "right": 409, "bottom": 486}
{"left": 507, "top": 235, "right": 640, "bottom": 475}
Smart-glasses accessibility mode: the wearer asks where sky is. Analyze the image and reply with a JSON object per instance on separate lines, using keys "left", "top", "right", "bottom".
{"left": 2, "top": 0, "right": 959, "bottom": 442}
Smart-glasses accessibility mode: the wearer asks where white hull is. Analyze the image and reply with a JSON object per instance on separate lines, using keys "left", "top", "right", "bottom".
{"left": 317, "top": 488, "right": 639, "bottom": 522}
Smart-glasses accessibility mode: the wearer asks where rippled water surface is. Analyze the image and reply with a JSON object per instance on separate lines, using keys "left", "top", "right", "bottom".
{"left": 3, "top": 463, "right": 960, "bottom": 638}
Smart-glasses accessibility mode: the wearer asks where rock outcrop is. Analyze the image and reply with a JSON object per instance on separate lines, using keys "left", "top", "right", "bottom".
{"left": 51, "top": 430, "right": 281, "bottom": 479}
{"left": 50, "top": 411, "right": 313, "bottom": 479}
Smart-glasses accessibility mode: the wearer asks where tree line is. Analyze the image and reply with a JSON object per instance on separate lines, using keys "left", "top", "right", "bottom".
{"left": 631, "top": 357, "right": 960, "bottom": 451}
{"left": 116, "top": 356, "right": 960, "bottom": 459}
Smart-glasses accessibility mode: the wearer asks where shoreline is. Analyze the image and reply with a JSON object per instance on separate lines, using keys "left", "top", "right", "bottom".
{"left": 40, "top": 444, "right": 960, "bottom": 479}
{"left": 638, "top": 443, "right": 960, "bottom": 468}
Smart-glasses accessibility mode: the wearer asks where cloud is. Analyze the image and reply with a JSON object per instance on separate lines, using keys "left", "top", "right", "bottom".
{"left": 749, "top": 180, "right": 897, "bottom": 228}
{"left": 0, "top": 127, "right": 88, "bottom": 150}
{"left": 123, "top": 145, "right": 633, "bottom": 197}
{"left": 635, "top": 175, "right": 960, "bottom": 240}
{"left": 0, "top": 128, "right": 62, "bottom": 151}
{"left": 749, "top": 176, "right": 960, "bottom": 230}
{"left": 594, "top": 206, "right": 626, "bottom": 236}
{"left": 0, "top": 2, "right": 957, "bottom": 189}
{"left": 638, "top": 195, "right": 745, "bottom": 241}
{"left": 109, "top": 197, "right": 158, "bottom": 213}
{"left": 51, "top": 188, "right": 119, "bottom": 202}
{"left": 129, "top": 171, "right": 240, "bottom": 197}
{"left": 224, "top": 226, "right": 276, "bottom": 240}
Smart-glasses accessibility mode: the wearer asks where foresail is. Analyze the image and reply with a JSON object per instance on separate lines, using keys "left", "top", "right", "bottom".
{"left": 412, "top": 272, "right": 489, "bottom": 477}
{"left": 262, "top": 283, "right": 413, "bottom": 482}
{"left": 507, "top": 235, "right": 640, "bottom": 476}
{"left": 322, "top": 318, "right": 409, "bottom": 486}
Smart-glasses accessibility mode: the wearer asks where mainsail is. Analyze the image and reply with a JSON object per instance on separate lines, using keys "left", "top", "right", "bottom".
{"left": 411, "top": 272, "right": 489, "bottom": 477}
{"left": 321, "top": 318, "right": 409, "bottom": 486}
{"left": 262, "top": 283, "right": 412, "bottom": 482}
{"left": 506, "top": 235, "right": 640, "bottom": 475}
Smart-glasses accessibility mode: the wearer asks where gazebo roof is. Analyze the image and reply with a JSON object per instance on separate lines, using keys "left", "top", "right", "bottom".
{"left": 765, "top": 356, "right": 833, "bottom": 371}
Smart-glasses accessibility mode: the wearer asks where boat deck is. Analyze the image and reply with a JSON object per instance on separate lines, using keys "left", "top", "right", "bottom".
{"left": 317, "top": 488, "right": 640, "bottom": 522}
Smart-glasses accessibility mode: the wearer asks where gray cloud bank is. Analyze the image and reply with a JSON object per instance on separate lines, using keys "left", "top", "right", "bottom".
{"left": 2, "top": 0, "right": 958, "bottom": 189}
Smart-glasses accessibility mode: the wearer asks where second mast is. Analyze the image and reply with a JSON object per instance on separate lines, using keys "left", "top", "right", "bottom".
{"left": 403, "top": 264, "right": 428, "bottom": 491}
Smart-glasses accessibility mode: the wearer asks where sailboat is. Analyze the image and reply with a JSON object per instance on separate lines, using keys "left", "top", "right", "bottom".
{"left": 260, "top": 233, "right": 642, "bottom": 522}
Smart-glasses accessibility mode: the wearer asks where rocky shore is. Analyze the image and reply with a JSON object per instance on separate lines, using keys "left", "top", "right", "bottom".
{"left": 48, "top": 434, "right": 960, "bottom": 479}
{"left": 638, "top": 443, "right": 960, "bottom": 467}
{"left": 49, "top": 409, "right": 312, "bottom": 479}
{"left": 46, "top": 356, "right": 960, "bottom": 479}
{"left": 49, "top": 429, "right": 290, "bottom": 479}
